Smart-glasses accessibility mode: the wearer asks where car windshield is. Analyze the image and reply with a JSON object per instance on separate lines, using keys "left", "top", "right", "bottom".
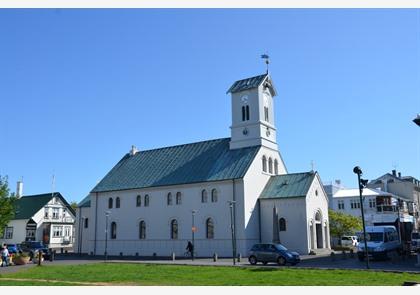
{"left": 359, "top": 232, "right": 383, "bottom": 242}
{"left": 274, "top": 244, "right": 288, "bottom": 251}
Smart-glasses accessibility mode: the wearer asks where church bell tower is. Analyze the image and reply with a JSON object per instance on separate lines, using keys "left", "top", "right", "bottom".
{"left": 227, "top": 73, "right": 278, "bottom": 151}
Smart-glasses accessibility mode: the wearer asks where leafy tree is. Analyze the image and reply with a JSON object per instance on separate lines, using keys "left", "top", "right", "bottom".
{"left": 69, "top": 201, "right": 78, "bottom": 211}
{"left": 329, "top": 209, "right": 362, "bottom": 239}
{"left": 0, "top": 176, "right": 16, "bottom": 237}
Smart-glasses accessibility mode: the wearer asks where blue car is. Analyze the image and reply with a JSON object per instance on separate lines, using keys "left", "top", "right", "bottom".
{"left": 6, "top": 244, "right": 21, "bottom": 254}
{"left": 248, "top": 243, "right": 300, "bottom": 266}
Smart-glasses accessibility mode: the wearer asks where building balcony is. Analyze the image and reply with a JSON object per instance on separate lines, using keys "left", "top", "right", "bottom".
{"left": 43, "top": 216, "right": 74, "bottom": 223}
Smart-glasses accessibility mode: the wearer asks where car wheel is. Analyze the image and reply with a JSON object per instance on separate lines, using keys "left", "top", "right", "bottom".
{"left": 249, "top": 256, "right": 258, "bottom": 265}
{"left": 277, "top": 256, "right": 286, "bottom": 266}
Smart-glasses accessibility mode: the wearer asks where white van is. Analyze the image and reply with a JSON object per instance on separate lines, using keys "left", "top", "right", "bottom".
{"left": 357, "top": 225, "right": 401, "bottom": 261}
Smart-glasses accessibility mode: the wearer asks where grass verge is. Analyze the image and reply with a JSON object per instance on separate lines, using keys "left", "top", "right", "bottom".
{"left": 1, "top": 262, "right": 419, "bottom": 286}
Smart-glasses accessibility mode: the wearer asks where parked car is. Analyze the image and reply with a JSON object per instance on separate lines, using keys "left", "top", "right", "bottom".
{"left": 357, "top": 225, "right": 401, "bottom": 261}
{"left": 411, "top": 232, "right": 420, "bottom": 252}
{"left": 248, "top": 243, "right": 300, "bottom": 266}
{"left": 19, "top": 241, "right": 50, "bottom": 260}
{"left": 341, "top": 236, "right": 359, "bottom": 247}
{"left": 6, "top": 244, "right": 21, "bottom": 254}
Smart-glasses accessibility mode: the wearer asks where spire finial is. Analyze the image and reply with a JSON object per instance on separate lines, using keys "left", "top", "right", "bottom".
{"left": 261, "top": 53, "right": 270, "bottom": 74}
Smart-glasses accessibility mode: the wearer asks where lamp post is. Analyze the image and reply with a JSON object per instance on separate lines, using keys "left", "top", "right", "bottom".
{"left": 413, "top": 114, "right": 420, "bottom": 127}
{"left": 191, "top": 209, "right": 197, "bottom": 261}
{"left": 104, "top": 211, "right": 111, "bottom": 262}
{"left": 353, "top": 166, "right": 370, "bottom": 269}
{"left": 227, "top": 200, "right": 236, "bottom": 265}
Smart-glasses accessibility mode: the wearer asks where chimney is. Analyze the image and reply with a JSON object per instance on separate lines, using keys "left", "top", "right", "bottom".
{"left": 398, "top": 172, "right": 401, "bottom": 178}
{"left": 16, "top": 181, "right": 23, "bottom": 198}
{"left": 130, "top": 145, "right": 138, "bottom": 156}
{"left": 392, "top": 169, "right": 396, "bottom": 176}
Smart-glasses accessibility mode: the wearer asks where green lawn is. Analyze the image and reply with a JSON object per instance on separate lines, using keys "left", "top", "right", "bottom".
{"left": 1, "top": 263, "right": 419, "bottom": 286}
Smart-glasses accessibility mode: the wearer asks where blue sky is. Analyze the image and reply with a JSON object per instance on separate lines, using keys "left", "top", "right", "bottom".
{"left": 0, "top": 9, "right": 419, "bottom": 203}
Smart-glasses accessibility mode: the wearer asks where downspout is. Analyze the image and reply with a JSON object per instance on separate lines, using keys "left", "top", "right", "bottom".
{"left": 258, "top": 199, "right": 262, "bottom": 242}
{"left": 94, "top": 192, "right": 98, "bottom": 255}
{"left": 78, "top": 207, "right": 82, "bottom": 255}
{"left": 232, "top": 179, "right": 237, "bottom": 259}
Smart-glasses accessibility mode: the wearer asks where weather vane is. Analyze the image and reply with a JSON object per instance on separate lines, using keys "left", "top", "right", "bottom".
{"left": 261, "top": 53, "right": 270, "bottom": 74}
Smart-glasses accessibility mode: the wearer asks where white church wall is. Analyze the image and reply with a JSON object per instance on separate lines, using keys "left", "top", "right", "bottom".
{"left": 259, "top": 198, "right": 309, "bottom": 254}
{"left": 87, "top": 180, "right": 249, "bottom": 257}
{"left": 305, "top": 175, "right": 330, "bottom": 251}
{"left": 242, "top": 146, "right": 287, "bottom": 253}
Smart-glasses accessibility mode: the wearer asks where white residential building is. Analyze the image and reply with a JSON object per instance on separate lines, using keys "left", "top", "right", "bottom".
{"left": 75, "top": 72, "right": 330, "bottom": 257}
{"left": 1, "top": 191, "right": 76, "bottom": 251}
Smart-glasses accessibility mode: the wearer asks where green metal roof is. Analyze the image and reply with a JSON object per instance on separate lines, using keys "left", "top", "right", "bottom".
{"left": 227, "top": 74, "right": 268, "bottom": 93}
{"left": 78, "top": 195, "right": 91, "bottom": 208}
{"left": 260, "top": 172, "right": 316, "bottom": 199}
{"left": 91, "top": 138, "right": 260, "bottom": 193}
{"left": 14, "top": 192, "right": 75, "bottom": 219}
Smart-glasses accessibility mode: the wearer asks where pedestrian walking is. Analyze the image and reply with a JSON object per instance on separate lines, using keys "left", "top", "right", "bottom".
{"left": 1, "top": 244, "right": 9, "bottom": 267}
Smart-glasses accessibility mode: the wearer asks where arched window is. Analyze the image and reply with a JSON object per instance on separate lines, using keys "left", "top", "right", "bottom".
{"left": 167, "top": 193, "right": 172, "bottom": 206}
{"left": 136, "top": 195, "right": 141, "bottom": 207}
{"left": 170, "top": 219, "right": 178, "bottom": 239}
{"left": 206, "top": 218, "right": 214, "bottom": 239}
{"left": 116, "top": 197, "right": 120, "bottom": 208}
{"left": 176, "top": 192, "right": 182, "bottom": 205}
{"left": 144, "top": 195, "right": 149, "bottom": 207}
{"left": 274, "top": 159, "right": 279, "bottom": 175}
{"left": 279, "top": 218, "right": 286, "bottom": 231}
{"left": 246, "top": 105, "right": 250, "bottom": 120}
{"left": 262, "top": 156, "right": 267, "bottom": 172}
{"left": 268, "top": 157, "right": 273, "bottom": 174}
{"left": 201, "top": 190, "right": 208, "bottom": 203}
{"left": 242, "top": 106, "right": 246, "bottom": 121}
{"left": 108, "top": 198, "right": 113, "bottom": 209}
{"left": 139, "top": 220, "right": 146, "bottom": 239}
{"left": 111, "top": 222, "right": 117, "bottom": 239}
{"left": 211, "top": 189, "right": 218, "bottom": 203}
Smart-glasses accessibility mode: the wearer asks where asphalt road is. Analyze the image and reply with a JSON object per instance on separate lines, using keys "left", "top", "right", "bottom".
{"left": 1, "top": 251, "right": 420, "bottom": 275}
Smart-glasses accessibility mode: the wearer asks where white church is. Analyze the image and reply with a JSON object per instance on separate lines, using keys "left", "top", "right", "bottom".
{"left": 76, "top": 72, "right": 330, "bottom": 257}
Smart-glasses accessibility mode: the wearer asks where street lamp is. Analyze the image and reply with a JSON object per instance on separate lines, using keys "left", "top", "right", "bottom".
{"left": 227, "top": 200, "right": 236, "bottom": 265}
{"left": 413, "top": 114, "right": 420, "bottom": 127}
{"left": 191, "top": 210, "right": 197, "bottom": 261}
{"left": 353, "top": 166, "right": 370, "bottom": 269}
{"left": 104, "top": 210, "right": 111, "bottom": 262}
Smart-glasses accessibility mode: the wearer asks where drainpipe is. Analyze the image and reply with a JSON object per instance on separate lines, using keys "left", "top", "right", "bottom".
{"left": 258, "top": 199, "right": 262, "bottom": 243}
{"left": 232, "top": 179, "right": 237, "bottom": 260}
{"left": 94, "top": 192, "right": 98, "bottom": 255}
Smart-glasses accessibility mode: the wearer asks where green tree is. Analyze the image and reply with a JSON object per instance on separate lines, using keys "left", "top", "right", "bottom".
{"left": 69, "top": 201, "right": 78, "bottom": 211}
{"left": 329, "top": 209, "right": 362, "bottom": 239}
{"left": 0, "top": 176, "right": 16, "bottom": 237}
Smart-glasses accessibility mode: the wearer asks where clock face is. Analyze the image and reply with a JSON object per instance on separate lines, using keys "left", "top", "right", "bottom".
{"left": 266, "top": 127, "right": 271, "bottom": 137}
{"left": 241, "top": 95, "right": 248, "bottom": 104}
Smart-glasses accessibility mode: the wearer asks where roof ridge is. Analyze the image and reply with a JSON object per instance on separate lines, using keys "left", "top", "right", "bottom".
{"left": 131, "top": 137, "right": 230, "bottom": 155}
{"left": 21, "top": 192, "right": 59, "bottom": 198}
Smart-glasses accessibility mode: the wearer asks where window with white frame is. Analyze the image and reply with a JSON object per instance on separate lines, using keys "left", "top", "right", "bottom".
{"left": 44, "top": 207, "right": 49, "bottom": 218}
{"left": 144, "top": 195, "right": 150, "bottom": 207}
{"left": 52, "top": 208, "right": 59, "bottom": 219}
{"left": 338, "top": 200, "right": 345, "bottom": 210}
{"left": 369, "top": 199, "right": 376, "bottom": 208}
{"left": 5, "top": 227, "right": 13, "bottom": 239}
{"left": 64, "top": 226, "right": 71, "bottom": 237}
{"left": 201, "top": 190, "right": 208, "bottom": 203}
{"left": 26, "top": 229, "right": 35, "bottom": 238}
{"left": 350, "top": 199, "right": 361, "bottom": 209}
{"left": 211, "top": 189, "right": 218, "bottom": 203}
{"left": 53, "top": 226, "right": 63, "bottom": 237}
